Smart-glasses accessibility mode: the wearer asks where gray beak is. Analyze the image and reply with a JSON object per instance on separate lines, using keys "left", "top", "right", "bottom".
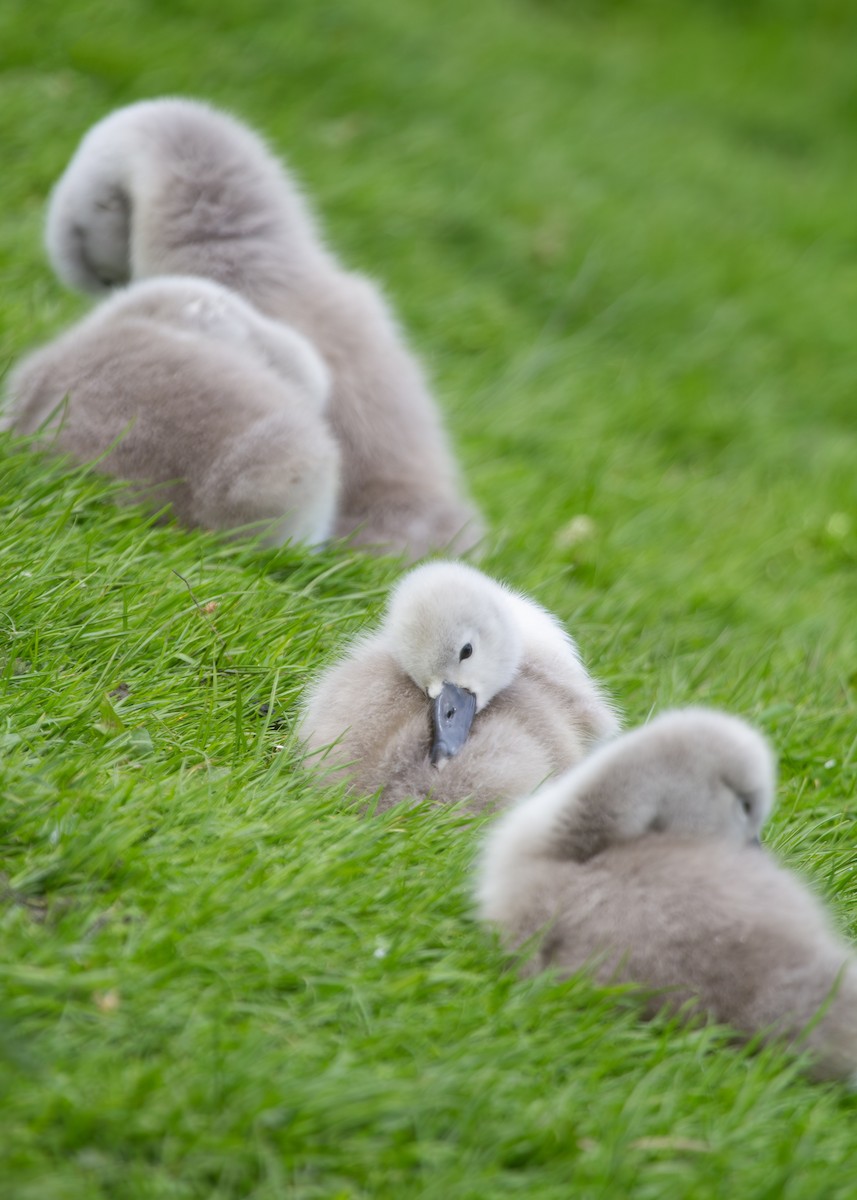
{"left": 430, "top": 682, "right": 477, "bottom": 765}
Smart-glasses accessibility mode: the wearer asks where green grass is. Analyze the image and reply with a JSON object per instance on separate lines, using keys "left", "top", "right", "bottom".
{"left": 2, "top": 0, "right": 857, "bottom": 1195}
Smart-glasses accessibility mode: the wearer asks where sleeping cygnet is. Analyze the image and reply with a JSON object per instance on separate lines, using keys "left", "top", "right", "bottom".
{"left": 3, "top": 276, "right": 340, "bottom": 545}
{"left": 477, "top": 708, "right": 857, "bottom": 1082}
{"left": 44, "top": 97, "right": 482, "bottom": 559}
{"left": 299, "top": 560, "right": 619, "bottom": 813}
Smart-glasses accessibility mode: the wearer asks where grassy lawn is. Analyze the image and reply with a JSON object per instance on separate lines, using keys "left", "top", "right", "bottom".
{"left": 2, "top": 0, "right": 856, "bottom": 1195}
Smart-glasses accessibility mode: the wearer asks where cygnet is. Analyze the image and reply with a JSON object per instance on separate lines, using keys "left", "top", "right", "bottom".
{"left": 299, "top": 560, "right": 619, "bottom": 812}
{"left": 477, "top": 708, "right": 857, "bottom": 1082}
{"left": 44, "top": 97, "right": 482, "bottom": 559}
{"left": 3, "top": 276, "right": 340, "bottom": 545}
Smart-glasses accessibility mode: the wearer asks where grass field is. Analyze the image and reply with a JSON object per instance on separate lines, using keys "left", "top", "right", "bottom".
{"left": 2, "top": 0, "right": 856, "bottom": 1195}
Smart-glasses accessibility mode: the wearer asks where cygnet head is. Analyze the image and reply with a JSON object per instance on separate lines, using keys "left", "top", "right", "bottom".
{"left": 618, "top": 708, "right": 776, "bottom": 845}
{"left": 383, "top": 562, "right": 523, "bottom": 764}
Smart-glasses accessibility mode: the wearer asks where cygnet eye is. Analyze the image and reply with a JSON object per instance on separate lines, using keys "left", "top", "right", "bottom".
{"left": 723, "top": 776, "right": 754, "bottom": 819}
{"left": 459, "top": 643, "right": 473, "bottom": 661}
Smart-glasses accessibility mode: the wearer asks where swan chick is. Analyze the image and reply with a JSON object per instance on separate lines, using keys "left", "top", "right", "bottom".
{"left": 477, "top": 709, "right": 857, "bottom": 1081}
{"left": 300, "top": 561, "right": 619, "bottom": 812}
{"left": 4, "top": 276, "right": 340, "bottom": 546}
{"left": 45, "top": 97, "right": 482, "bottom": 559}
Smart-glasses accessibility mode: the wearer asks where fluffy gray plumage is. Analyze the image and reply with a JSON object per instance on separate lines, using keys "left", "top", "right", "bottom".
{"left": 477, "top": 708, "right": 857, "bottom": 1082}
{"left": 299, "top": 561, "right": 619, "bottom": 812}
{"left": 44, "top": 97, "right": 482, "bottom": 558}
{"left": 4, "top": 276, "right": 340, "bottom": 545}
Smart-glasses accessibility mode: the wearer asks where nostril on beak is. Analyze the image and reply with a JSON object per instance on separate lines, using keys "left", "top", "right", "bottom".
{"left": 429, "top": 682, "right": 477, "bottom": 767}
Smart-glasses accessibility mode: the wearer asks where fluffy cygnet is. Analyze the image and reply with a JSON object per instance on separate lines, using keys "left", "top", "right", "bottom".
{"left": 299, "top": 560, "right": 619, "bottom": 813}
{"left": 45, "top": 97, "right": 482, "bottom": 559}
{"left": 477, "top": 708, "right": 857, "bottom": 1082}
{"left": 4, "top": 276, "right": 340, "bottom": 545}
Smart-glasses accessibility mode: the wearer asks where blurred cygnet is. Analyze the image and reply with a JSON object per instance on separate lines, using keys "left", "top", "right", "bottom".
{"left": 4, "top": 276, "right": 340, "bottom": 545}
{"left": 477, "top": 708, "right": 857, "bottom": 1082}
{"left": 45, "top": 97, "right": 482, "bottom": 559}
{"left": 299, "top": 560, "right": 619, "bottom": 812}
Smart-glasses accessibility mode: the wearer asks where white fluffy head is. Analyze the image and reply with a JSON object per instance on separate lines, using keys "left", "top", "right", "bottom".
{"left": 615, "top": 708, "right": 777, "bottom": 843}
{"left": 382, "top": 561, "right": 524, "bottom": 710}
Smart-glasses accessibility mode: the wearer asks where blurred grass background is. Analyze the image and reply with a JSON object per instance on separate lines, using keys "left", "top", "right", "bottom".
{"left": 1, "top": 0, "right": 856, "bottom": 1196}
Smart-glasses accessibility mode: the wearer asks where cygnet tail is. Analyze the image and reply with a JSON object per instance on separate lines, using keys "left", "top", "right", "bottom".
{"left": 46, "top": 98, "right": 325, "bottom": 308}
{"left": 800, "top": 963, "right": 857, "bottom": 1083}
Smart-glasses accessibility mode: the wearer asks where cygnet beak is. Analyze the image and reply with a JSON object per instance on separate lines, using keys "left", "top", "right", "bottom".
{"left": 430, "top": 682, "right": 477, "bottom": 766}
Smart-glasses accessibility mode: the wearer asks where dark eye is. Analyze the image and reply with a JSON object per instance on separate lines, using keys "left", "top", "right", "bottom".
{"left": 459, "top": 643, "right": 473, "bottom": 661}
